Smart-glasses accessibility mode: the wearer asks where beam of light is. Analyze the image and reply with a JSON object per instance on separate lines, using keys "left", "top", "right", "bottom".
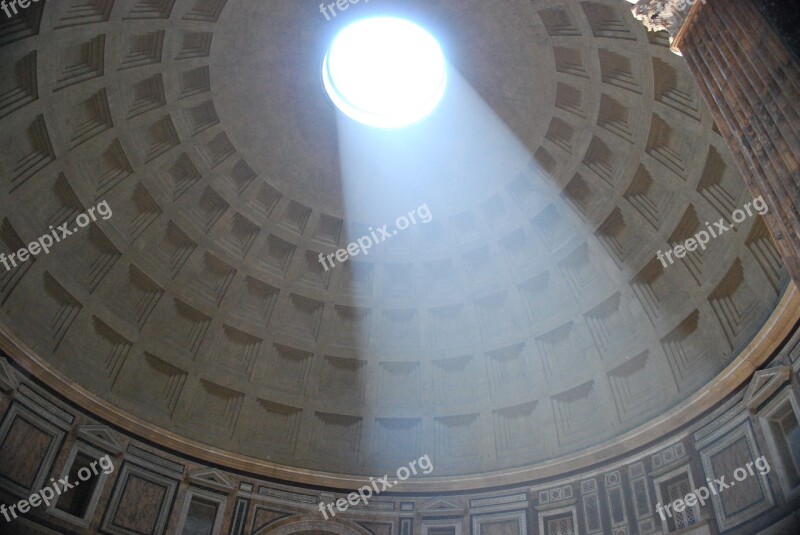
{"left": 333, "top": 60, "right": 672, "bottom": 480}
{"left": 331, "top": 67, "right": 561, "bottom": 476}
{"left": 333, "top": 67, "right": 554, "bottom": 224}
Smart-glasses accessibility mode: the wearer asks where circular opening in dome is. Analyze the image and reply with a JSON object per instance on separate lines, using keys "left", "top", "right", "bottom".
{"left": 323, "top": 17, "right": 447, "bottom": 129}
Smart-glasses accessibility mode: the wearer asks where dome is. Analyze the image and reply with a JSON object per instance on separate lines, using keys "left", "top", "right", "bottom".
{"left": 0, "top": 0, "right": 789, "bottom": 490}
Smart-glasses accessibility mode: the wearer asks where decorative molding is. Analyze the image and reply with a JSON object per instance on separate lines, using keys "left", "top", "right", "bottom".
{"left": 18, "top": 383, "right": 73, "bottom": 428}
{"left": 419, "top": 497, "right": 465, "bottom": 516}
{"left": 695, "top": 410, "right": 751, "bottom": 451}
{"left": 535, "top": 497, "right": 577, "bottom": 512}
{"left": 230, "top": 497, "right": 250, "bottom": 535}
{"left": 125, "top": 444, "right": 185, "bottom": 477}
{"left": 756, "top": 387, "right": 800, "bottom": 497}
{"left": 189, "top": 468, "right": 234, "bottom": 491}
{"left": 257, "top": 485, "right": 317, "bottom": 504}
{"left": 535, "top": 484, "right": 575, "bottom": 510}
{"left": 76, "top": 424, "right": 124, "bottom": 454}
{"left": 469, "top": 492, "right": 527, "bottom": 509}
{"left": 692, "top": 391, "right": 746, "bottom": 444}
{"left": 580, "top": 477, "right": 603, "bottom": 534}
{"left": 744, "top": 366, "right": 792, "bottom": 410}
{"left": 346, "top": 500, "right": 396, "bottom": 512}
{"left": 0, "top": 356, "right": 18, "bottom": 393}
{"left": 648, "top": 441, "right": 687, "bottom": 476}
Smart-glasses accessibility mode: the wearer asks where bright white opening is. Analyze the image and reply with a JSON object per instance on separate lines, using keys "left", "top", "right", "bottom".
{"left": 323, "top": 17, "right": 447, "bottom": 129}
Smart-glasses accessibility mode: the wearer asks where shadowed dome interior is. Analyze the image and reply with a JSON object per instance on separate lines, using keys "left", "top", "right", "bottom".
{"left": 0, "top": 0, "right": 788, "bottom": 482}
